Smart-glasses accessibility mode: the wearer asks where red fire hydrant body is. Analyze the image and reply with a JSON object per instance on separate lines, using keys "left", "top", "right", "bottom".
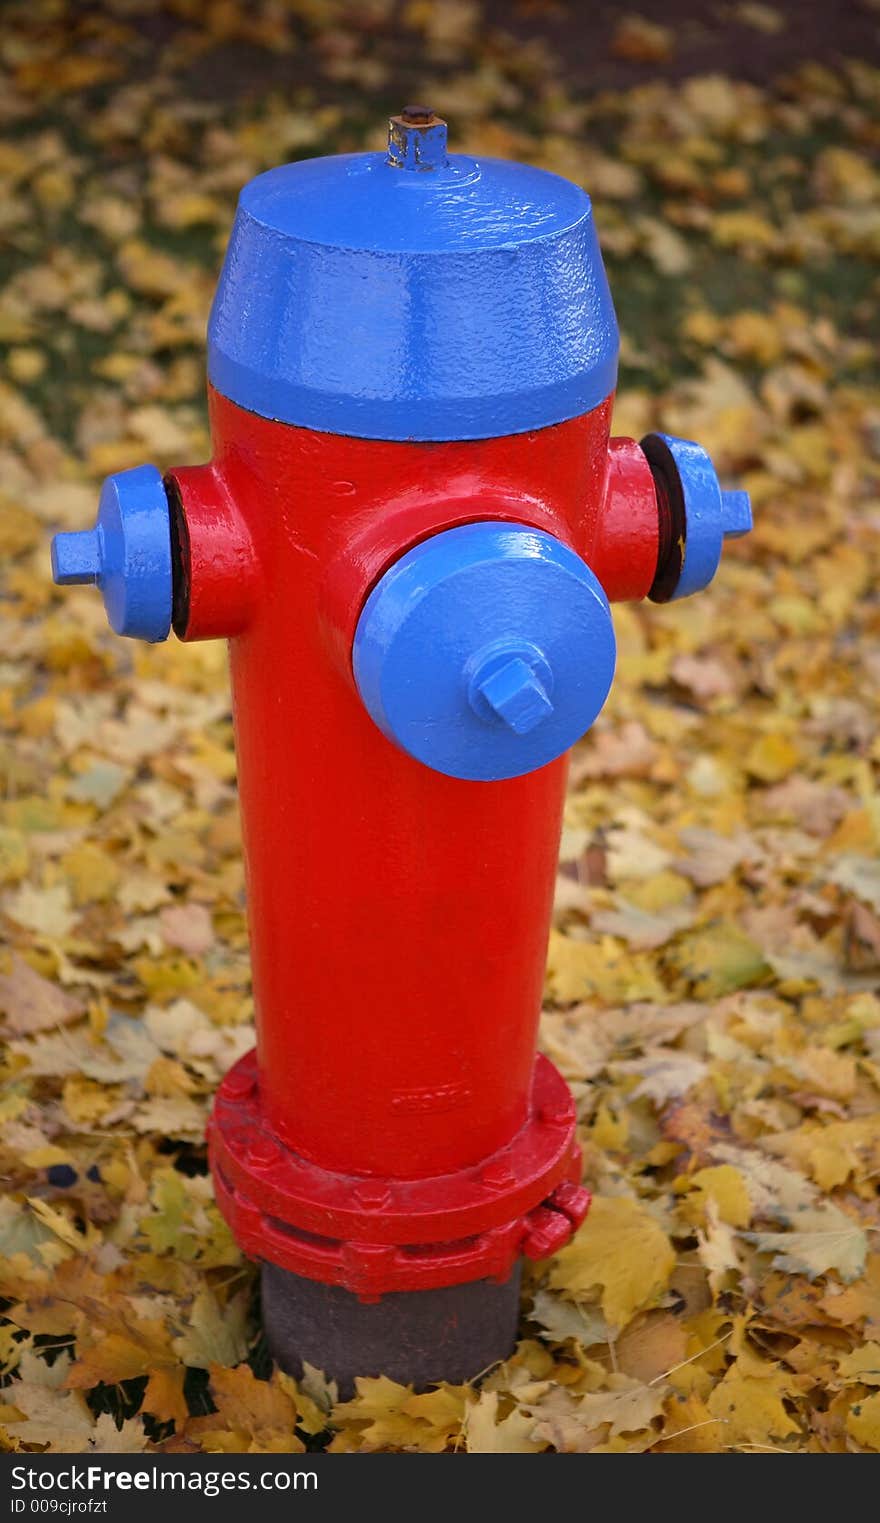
{"left": 52, "top": 110, "right": 751, "bottom": 1388}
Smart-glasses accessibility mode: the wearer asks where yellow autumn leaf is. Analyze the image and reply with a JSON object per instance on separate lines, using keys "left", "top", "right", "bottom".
{"left": 464, "top": 1390, "right": 545, "bottom": 1454}
{"left": 766, "top": 1115, "right": 880, "bottom": 1192}
{"left": 669, "top": 922, "right": 768, "bottom": 998}
{"left": 836, "top": 1344, "right": 880, "bottom": 1387}
{"left": 675, "top": 1164, "right": 752, "bottom": 1228}
{"left": 66, "top": 1316, "right": 178, "bottom": 1390}
{"left": 658, "top": 1391, "right": 724, "bottom": 1452}
{"left": 590, "top": 1099, "right": 630, "bottom": 1150}
{"left": 549, "top": 1196, "right": 676, "bottom": 1330}
{"left": 706, "top": 1362, "right": 800, "bottom": 1447}
{"left": 546, "top": 931, "right": 667, "bottom": 1004}
{"left": 744, "top": 732, "right": 800, "bottom": 782}
{"left": 847, "top": 1391, "right": 880, "bottom": 1450}
{"left": 27, "top": 1198, "right": 96, "bottom": 1253}
{"left": 183, "top": 1364, "right": 304, "bottom": 1454}
{"left": 142, "top": 1366, "right": 189, "bottom": 1429}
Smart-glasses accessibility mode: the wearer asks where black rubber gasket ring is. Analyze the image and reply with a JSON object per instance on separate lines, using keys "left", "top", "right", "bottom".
{"left": 164, "top": 474, "right": 190, "bottom": 639}
{"left": 641, "top": 433, "right": 686, "bottom": 604}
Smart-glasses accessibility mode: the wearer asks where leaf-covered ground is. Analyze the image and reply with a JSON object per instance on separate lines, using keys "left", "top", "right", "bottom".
{"left": 2, "top": 0, "right": 880, "bottom": 1456}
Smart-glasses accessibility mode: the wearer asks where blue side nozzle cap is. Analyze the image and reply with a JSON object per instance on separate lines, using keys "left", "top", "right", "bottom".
{"left": 353, "top": 522, "right": 617, "bottom": 782}
{"left": 644, "top": 433, "right": 753, "bottom": 601}
{"left": 50, "top": 464, "right": 172, "bottom": 642}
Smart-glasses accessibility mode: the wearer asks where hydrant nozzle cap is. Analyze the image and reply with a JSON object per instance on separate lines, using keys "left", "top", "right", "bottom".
{"left": 642, "top": 433, "right": 753, "bottom": 602}
{"left": 353, "top": 522, "right": 616, "bottom": 782}
{"left": 50, "top": 463, "right": 173, "bottom": 643}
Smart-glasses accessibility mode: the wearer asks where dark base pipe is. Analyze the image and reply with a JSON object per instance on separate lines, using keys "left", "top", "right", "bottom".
{"left": 261, "top": 1261, "right": 522, "bottom": 1397}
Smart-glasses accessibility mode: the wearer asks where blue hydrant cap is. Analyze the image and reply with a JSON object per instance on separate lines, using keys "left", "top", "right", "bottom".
{"left": 208, "top": 111, "right": 619, "bottom": 442}
{"left": 647, "top": 433, "right": 753, "bottom": 600}
{"left": 353, "top": 522, "right": 617, "bottom": 781}
{"left": 50, "top": 464, "right": 172, "bottom": 642}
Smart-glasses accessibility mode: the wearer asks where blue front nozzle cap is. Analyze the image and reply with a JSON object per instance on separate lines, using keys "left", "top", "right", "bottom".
{"left": 644, "top": 433, "right": 752, "bottom": 601}
{"left": 353, "top": 522, "right": 616, "bottom": 782}
{"left": 50, "top": 464, "right": 172, "bottom": 643}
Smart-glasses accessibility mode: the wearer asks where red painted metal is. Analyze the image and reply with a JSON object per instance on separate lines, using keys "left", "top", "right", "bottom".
{"left": 210, "top": 1051, "right": 590, "bottom": 1297}
{"left": 170, "top": 385, "right": 658, "bottom": 1297}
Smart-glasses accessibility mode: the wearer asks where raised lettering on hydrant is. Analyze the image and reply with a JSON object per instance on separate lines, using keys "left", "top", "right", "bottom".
{"left": 51, "top": 110, "right": 751, "bottom": 1392}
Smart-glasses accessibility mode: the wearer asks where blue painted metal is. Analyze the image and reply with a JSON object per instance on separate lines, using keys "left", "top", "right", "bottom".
{"left": 654, "top": 433, "right": 753, "bottom": 600}
{"left": 208, "top": 115, "right": 619, "bottom": 443}
{"left": 721, "top": 490, "right": 752, "bottom": 538}
{"left": 352, "top": 522, "right": 617, "bottom": 781}
{"left": 470, "top": 645, "right": 554, "bottom": 736}
{"left": 50, "top": 464, "right": 172, "bottom": 642}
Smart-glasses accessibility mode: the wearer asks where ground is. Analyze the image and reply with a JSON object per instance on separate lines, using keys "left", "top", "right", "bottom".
{"left": 1, "top": 0, "right": 880, "bottom": 1456}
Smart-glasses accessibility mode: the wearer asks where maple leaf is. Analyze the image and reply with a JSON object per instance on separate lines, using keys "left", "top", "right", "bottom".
{"left": 90, "top": 1414, "right": 149, "bottom": 1453}
{"left": 171, "top": 1288, "right": 250, "bottom": 1369}
{"left": 549, "top": 1377, "right": 668, "bottom": 1442}
{"left": 835, "top": 1343, "right": 880, "bottom": 1387}
{"left": 549, "top": 1196, "right": 676, "bottom": 1330}
{"left": 5, "top": 1382, "right": 96, "bottom": 1451}
{"left": 657, "top": 1390, "right": 727, "bottom": 1453}
{"left": 613, "top": 1050, "right": 708, "bottom": 1106}
{"left": 676, "top": 1164, "right": 752, "bottom": 1228}
{"left": 4, "top": 883, "right": 75, "bottom": 940}
{"left": 819, "top": 1256, "right": 880, "bottom": 1337}
{"left": 615, "top": 1313, "right": 688, "bottom": 1385}
{"left": 159, "top": 902, "right": 214, "bottom": 955}
{"left": 331, "top": 1375, "right": 469, "bottom": 1453}
{"left": 847, "top": 1391, "right": 880, "bottom": 1451}
{"left": 530, "top": 1290, "right": 610, "bottom": 1349}
{"left": 183, "top": 1364, "right": 303, "bottom": 1454}
{"left": 697, "top": 1200, "right": 745, "bottom": 1291}
{"left": 143, "top": 1366, "right": 189, "bottom": 1429}
{"left": 745, "top": 1204, "right": 868, "bottom": 1283}
{"left": 765, "top": 1115, "right": 880, "bottom": 1192}
{"left": 0, "top": 954, "right": 85, "bottom": 1035}
{"left": 464, "top": 1390, "right": 545, "bottom": 1454}
{"left": 65, "top": 1318, "right": 177, "bottom": 1389}
{"left": 706, "top": 1361, "right": 801, "bottom": 1449}
{"left": 710, "top": 1143, "right": 819, "bottom": 1221}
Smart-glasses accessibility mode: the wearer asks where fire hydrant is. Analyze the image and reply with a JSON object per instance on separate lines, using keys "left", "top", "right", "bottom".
{"left": 52, "top": 109, "right": 751, "bottom": 1392}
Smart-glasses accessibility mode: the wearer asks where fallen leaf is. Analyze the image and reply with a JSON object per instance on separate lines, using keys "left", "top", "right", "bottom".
{"left": 464, "top": 1390, "right": 544, "bottom": 1454}
{"left": 706, "top": 1361, "right": 800, "bottom": 1448}
{"left": 549, "top": 1196, "right": 676, "bottom": 1330}
{"left": 0, "top": 954, "right": 85, "bottom": 1034}
{"left": 847, "top": 1391, "right": 880, "bottom": 1450}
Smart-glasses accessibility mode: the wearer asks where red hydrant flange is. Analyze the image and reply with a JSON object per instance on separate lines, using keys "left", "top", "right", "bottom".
{"left": 210, "top": 1050, "right": 590, "bottom": 1298}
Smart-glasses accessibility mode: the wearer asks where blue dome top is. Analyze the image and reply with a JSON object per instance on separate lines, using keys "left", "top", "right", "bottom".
{"left": 208, "top": 117, "right": 619, "bottom": 442}
{"left": 230, "top": 150, "right": 588, "bottom": 252}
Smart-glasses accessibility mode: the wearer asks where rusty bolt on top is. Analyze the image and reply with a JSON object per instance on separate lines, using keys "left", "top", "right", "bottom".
{"left": 387, "top": 105, "right": 448, "bottom": 172}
